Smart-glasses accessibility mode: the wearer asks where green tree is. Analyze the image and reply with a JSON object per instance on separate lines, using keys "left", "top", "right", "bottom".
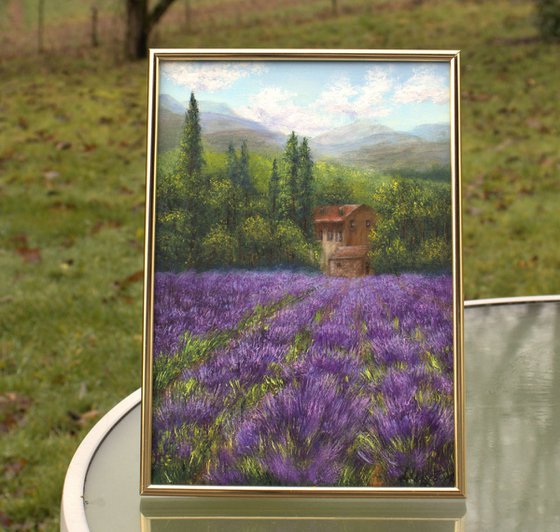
{"left": 281, "top": 132, "right": 300, "bottom": 222}
{"left": 200, "top": 224, "right": 238, "bottom": 268}
{"left": 239, "top": 215, "right": 275, "bottom": 266}
{"left": 178, "top": 92, "right": 204, "bottom": 179}
{"left": 368, "top": 177, "right": 451, "bottom": 273}
{"left": 154, "top": 153, "right": 189, "bottom": 271}
{"left": 176, "top": 92, "right": 206, "bottom": 267}
{"left": 268, "top": 158, "right": 280, "bottom": 221}
{"left": 226, "top": 142, "right": 240, "bottom": 230}
{"left": 274, "top": 220, "right": 319, "bottom": 267}
{"left": 298, "top": 137, "right": 314, "bottom": 237}
{"left": 315, "top": 175, "right": 354, "bottom": 206}
{"left": 238, "top": 139, "right": 254, "bottom": 207}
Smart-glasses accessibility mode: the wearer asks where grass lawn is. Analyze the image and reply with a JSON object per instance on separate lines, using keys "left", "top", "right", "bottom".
{"left": 0, "top": 0, "right": 558, "bottom": 529}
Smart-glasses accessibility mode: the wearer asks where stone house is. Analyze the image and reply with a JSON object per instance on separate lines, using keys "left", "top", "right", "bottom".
{"left": 313, "top": 204, "right": 377, "bottom": 277}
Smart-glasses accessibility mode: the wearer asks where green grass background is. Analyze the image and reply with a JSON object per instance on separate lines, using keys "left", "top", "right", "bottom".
{"left": 0, "top": 0, "right": 559, "bottom": 529}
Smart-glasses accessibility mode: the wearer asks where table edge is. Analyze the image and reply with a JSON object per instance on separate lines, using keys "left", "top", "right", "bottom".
{"left": 60, "top": 388, "right": 141, "bottom": 532}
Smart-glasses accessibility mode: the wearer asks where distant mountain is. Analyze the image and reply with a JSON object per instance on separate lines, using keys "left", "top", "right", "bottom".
{"left": 310, "top": 119, "right": 449, "bottom": 171}
{"left": 158, "top": 94, "right": 286, "bottom": 153}
{"left": 339, "top": 140, "right": 450, "bottom": 172}
{"left": 159, "top": 94, "right": 185, "bottom": 115}
{"left": 406, "top": 123, "right": 450, "bottom": 143}
{"left": 310, "top": 120, "right": 421, "bottom": 157}
{"left": 157, "top": 96, "right": 450, "bottom": 172}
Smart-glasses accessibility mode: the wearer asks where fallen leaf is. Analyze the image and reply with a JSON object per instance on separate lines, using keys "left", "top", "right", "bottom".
{"left": 493, "top": 138, "right": 514, "bottom": 152}
{"left": 119, "top": 186, "right": 134, "bottom": 195}
{"left": 43, "top": 170, "right": 60, "bottom": 181}
{"left": 91, "top": 220, "right": 122, "bottom": 234}
{"left": 538, "top": 155, "right": 556, "bottom": 169}
{"left": 67, "top": 409, "right": 100, "bottom": 428}
{"left": 55, "top": 141, "right": 72, "bottom": 150}
{"left": 11, "top": 234, "right": 28, "bottom": 247}
{"left": 0, "top": 392, "right": 32, "bottom": 433}
{"left": 526, "top": 117, "right": 550, "bottom": 134}
{"left": 59, "top": 259, "right": 74, "bottom": 270}
{"left": 0, "top": 511, "right": 13, "bottom": 527}
{"left": 35, "top": 129, "right": 55, "bottom": 141}
{"left": 114, "top": 270, "right": 144, "bottom": 289}
{"left": 462, "top": 90, "right": 492, "bottom": 102}
{"left": 79, "top": 410, "right": 100, "bottom": 425}
{"left": 49, "top": 201, "right": 76, "bottom": 211}
{"left": 3, "top": 458, "right": 28, "bottom": 479}
{"left": 82, "top": 143, "right": 97, "bottom": 153}
{"left": 518, "top": 186, "right": 534, "bottom": 196}
{"left": 15, "top": 247, "right": 41, "bottom": 263}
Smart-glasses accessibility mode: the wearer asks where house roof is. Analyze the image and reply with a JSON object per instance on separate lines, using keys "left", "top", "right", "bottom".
{"left": 330, "top": 245, "right": 370, "bottom": 260}
{"left": 313, "top": 204, "right": 363, "bottom": 223}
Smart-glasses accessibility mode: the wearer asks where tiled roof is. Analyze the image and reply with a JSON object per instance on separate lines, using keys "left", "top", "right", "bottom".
{"left": 330, "top": 245, "right": 369, "bottom": 259}
{"left": 313, "top": 204, "right": 362, "bottom": 223}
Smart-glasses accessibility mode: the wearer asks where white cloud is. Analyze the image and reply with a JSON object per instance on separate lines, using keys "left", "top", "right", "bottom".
{"left": 195, "top": 65, "right": 448, "bottom": 137}
{"left": 393, "top": 65, "right": 449, "bottom": 104}
{"left": 314, "top": 77, "right": 358, "bottom": 115}
{"left": 311, "top": 70, "right": 393, "bottom": 123}
{"left": 160, "top": 61, "right": 265, "bottom": 92}
{"left": 238, "top": 86, "right": 335, "bottom": 137}
{"left": 352, "top": 67, "right": 394, "bottom": 119}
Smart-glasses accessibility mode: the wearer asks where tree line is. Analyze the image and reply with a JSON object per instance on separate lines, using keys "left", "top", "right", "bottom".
{"left": 155, "top": 93, "right": 453, "bottom": 275}
{"left": 155, "top": 92, "right": 319, "bottom": 272}
{"left": 368, "top": 177, "right": 452, "bottom": 273}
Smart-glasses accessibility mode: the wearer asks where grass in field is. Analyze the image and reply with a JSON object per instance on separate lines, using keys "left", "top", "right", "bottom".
{"left": 0, "top": 0, "right": 559, "bottom": 529}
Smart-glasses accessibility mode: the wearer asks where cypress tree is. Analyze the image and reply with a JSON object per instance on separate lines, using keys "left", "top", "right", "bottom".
{"left": 176, "top": 92, "right": 205, "bottom": 266}
{"left": 298, "top": 137, "right": 314, "bottom": 238}
{"left": 283, "top": 132, "right": 300, "bottom": 223}
{"left": 226, "top": 142, "right": 239, "bottom": 230}
{"left": 226, "top": 142, "right": 239, "bottom": 184}
{"left": 268, "top": 158, "right": 280, "bottom": 221}
{"left": 238, "top": 139, "right": 254, "bottom": 206}
{"left": 177, "top": 92, "right": 204, "bottom": 182}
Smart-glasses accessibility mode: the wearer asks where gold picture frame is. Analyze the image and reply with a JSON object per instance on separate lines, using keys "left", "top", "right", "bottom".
{"left": 141, "top": 49, "right": 464, "bottom": 497}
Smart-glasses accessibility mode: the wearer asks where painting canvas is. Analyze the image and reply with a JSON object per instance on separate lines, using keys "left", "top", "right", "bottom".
{"left": 141, "top": 50, "right": 464, "bottom": 496}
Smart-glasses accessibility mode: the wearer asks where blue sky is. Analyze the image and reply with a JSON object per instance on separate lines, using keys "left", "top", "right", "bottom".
{"left": 159, "top": 60, "right": 450, "bottom": 136}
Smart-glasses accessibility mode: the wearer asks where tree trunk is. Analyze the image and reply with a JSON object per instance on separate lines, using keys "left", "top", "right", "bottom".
{"left": 125, "top": 0, "right": 148, "bottom": 59}
{"left": 91, "top": 5, "right": 99, "bottom": 47}
{"left": 125, "top": 0, "right": 177, "bottom": 60}
{"left": 38, "top": 0, "right": 45, "bottom": 53}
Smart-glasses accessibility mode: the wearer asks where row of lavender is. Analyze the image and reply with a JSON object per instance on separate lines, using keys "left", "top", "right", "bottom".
{"left": 151, "top": 271, "right": 455, "bottom": 487}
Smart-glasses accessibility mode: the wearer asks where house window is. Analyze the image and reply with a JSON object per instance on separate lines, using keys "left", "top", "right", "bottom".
{"left": 335, "top": 231, "right": 342, "bottom": 242}
{"left": 366, "top": 219, "right": 371, "bottom": 228}
{"left": 336, "top": 262, "right": 342, "bottom": 268}
{"left": 316, "top": 230, "right": 323, "bottom": 241}
{"left": 327, "top": 230, "right": 333, "bottom": 241}
{"left": 349, "top": 220, "right": 355, "bottom": 231}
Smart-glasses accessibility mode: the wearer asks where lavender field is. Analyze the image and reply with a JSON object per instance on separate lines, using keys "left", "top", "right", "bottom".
{"left": 151, "top": 271, "right": 455, "bottom": 488}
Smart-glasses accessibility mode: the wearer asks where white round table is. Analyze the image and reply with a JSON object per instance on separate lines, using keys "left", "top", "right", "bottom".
{"left": 61, "top": 297, "right": 560, "bottom": 531}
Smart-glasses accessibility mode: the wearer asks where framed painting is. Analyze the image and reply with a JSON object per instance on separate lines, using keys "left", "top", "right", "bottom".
{"left": 141, "top": 49, "right": 464, "bottom": 497}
